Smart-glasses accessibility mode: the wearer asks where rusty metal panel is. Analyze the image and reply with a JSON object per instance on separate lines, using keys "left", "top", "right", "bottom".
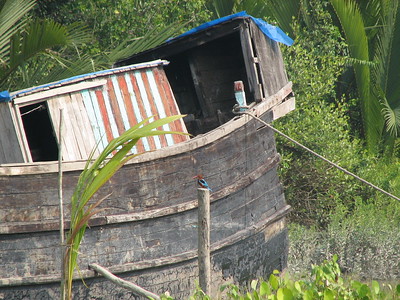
{"left": 11, "top": 60, "right": 189, "bottom": 161}
{"left": 82, "top": 65, "right": 189, "bottom": 155}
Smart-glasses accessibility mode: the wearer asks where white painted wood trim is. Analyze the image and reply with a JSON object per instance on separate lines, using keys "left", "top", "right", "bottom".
{"left": 11, "top": 103, "right": 32, "bottom": 162}
{"left": 272, "top": 97, "right": 295, "bottom": 120}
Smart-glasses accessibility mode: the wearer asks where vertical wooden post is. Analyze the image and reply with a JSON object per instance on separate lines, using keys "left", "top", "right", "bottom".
{"left": 58, "top": 109, "right": 66, "bottom": 300}
{"left": 197, "top": 188, "right": 211, "bottom": 294}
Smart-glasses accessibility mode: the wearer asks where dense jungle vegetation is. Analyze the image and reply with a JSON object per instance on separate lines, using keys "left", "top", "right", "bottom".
{"left": 1, "top": 0, "right": 400, "bottom": 297}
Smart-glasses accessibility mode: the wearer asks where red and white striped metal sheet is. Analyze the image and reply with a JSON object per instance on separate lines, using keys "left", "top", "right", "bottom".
{"left": 80, "top": 64, "right": 189, "bottom": 155}
{"left": 11, "top": 60, "right": 189, "bottom": 162}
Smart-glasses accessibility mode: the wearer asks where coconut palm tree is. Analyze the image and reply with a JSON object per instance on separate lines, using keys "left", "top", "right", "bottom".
{"left": 329, "top": 0, "right": 400, "bottom": 154}
{"left": 0, "top": 0, "right": 187, "bottom": 92}
{"left": 0, "top": 0, "right": 93, "bottom": 90}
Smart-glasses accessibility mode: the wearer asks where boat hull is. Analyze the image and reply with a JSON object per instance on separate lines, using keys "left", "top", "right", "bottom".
{"left": 0, "top": 85, "right": 293, "bottom": 298}
{"left": 0, "top": 218, "right": 287, "bottom": 299}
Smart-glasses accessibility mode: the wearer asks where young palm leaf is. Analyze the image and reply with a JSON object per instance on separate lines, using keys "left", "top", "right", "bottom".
{"left": 64, "top": 115, "right": 188, "bottom": 299}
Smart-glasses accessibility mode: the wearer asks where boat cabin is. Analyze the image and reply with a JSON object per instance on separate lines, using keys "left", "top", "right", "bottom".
{"left": 0, "top": 12, "right": 292, "bottom": 165}
{"left": 116, "top": 12, "right": 293, "bottom": 135}
{"left": 0, "top": 60, "right": 189, "bottom": 164}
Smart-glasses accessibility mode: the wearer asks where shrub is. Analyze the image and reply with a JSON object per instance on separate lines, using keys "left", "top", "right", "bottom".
{"left": 163, "top": 256, "right": 400, "bottom": 299}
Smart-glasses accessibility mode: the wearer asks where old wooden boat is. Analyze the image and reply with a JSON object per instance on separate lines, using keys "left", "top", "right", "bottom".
{"left": 0, "top": 13, "right": 295, "bottom": 299}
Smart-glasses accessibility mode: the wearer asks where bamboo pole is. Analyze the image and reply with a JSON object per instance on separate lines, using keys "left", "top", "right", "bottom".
{"left": 89, "top": 263, "right": 160, "bottom": 300}
{"left": 58, "top": 109, "right": 66, "bottom": 300}
{"left": 197, "top": 188, "right": 211, "bottom": 294}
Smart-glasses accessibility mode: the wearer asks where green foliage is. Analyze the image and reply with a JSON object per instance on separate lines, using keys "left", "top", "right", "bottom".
{"left": 0, "top": 0, "right": 35, "bottom": 57}
{"left": 281, "top": 0, "right": 347, "bottom": 105}
{"left": 188, "top": 283, "right": 212, "bottom": 300}
{"left": 275, "top": 0, "right": 366, "bottom": 226}
{"left": 43, "top": 0, "right": 210, "bottom": 54}
{"left": 2, "top": 0, "right": 207, "bottom": 91}
{"left": 222, "top": 257, "right": 399, "bottom": 299}
{"left": 1, "top": 19, "right": 91, "bottom": 89}
{"left": 330, "top": 0, "right": 400, "bottom": 154}
{"left": 207, "top": 0, "right": 271, "bottom": 19}
{"left": 329, "top": 0, "right": 380, "bottom": 153}
{"left": 160, "top": 257, "right": 400, "bottom": 299}
{"left": 0, "top": 0, "right": 94, "bottom": 91}
{"left": 207, "top": 0, "right": 300, "bottom": 36}
{"left": 64, "top": 115, "right": 188, "bottom": 299}
{"left": 0, "top": 0, "right": 87, "bottom": 90}
{"left": 211, "top": 0, "right": 400, "bottom": 154}
{"left": 281, "top": 13, "right": 400, "bottom": 274}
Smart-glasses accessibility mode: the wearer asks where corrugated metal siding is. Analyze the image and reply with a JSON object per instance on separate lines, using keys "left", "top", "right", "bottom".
{"left": 79, "top": 66, "right": 189, "bottom": 156}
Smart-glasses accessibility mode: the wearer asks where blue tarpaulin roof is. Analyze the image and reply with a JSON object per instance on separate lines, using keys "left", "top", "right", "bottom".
{"left": 0, "top": 91, "right": 11, "bottom": 102}
{"left": 170, "top": 11, "right": 294, "bottom": 46}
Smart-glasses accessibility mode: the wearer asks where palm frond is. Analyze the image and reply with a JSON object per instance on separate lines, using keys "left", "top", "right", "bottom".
{"left": 29, "top": 52, "right": 96, "bottom": 86}
{"left": 240, "top": 0, "right": 266, "bottom": 15}
{"left": 371, "top": 0, "right": 400, "bottom": 142}
{"left": 106, "top": 21, "right": 188, "bottom": 64}
{"left": 9, "top": 20, "right": 90, "bottom": 69}
{"left": 207, "top": 0, "right": 237, "bottom": 18}
{"left": 330, "top": 0, "right": 384, "bottom": 152}
{"left": 264, "top": 0, "right": 301, "bottom": 37}
{"left": 0, "top": 0, "right": 36, "bottom": 59}
{"left": 1, "top": 19, "right": 92, "bottom": 89}
{"left": 375, "top": 0, "right": 400, "bottom": 110}
{"left": 380, "top": 88, "right": 400, "bottom": 137}
{"left": 345, "top": 57, "right": 378, "bottom": 67}
{"left": 207, "top": 0, "right": 299, "bottom": 38}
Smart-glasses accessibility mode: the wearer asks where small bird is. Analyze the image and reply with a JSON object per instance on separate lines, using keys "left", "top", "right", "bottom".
{"left": 193, "top": 174, "right": 212, "bottom": 191}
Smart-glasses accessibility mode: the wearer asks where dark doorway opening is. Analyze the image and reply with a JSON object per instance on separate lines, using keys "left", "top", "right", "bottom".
{"left": 19, "top": 102, "right": 58, "bottom": 162}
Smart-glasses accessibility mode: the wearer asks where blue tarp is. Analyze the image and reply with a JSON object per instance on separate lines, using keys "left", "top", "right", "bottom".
{"left": 170, "top": 11, "right": 294, "bottom": 46}
{"left": 0, "top": 91, "right": 11, "bottom": 102}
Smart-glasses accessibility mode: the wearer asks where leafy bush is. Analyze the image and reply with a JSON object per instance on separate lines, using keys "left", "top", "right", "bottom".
{"left": 161, "top": 256, "right": 400, "bottom": 299}
{"left": 275, "top": 0, "right": 373, "bottom": 226}
{"left": 274, "top": 0, "right": 400, "bottom": 283}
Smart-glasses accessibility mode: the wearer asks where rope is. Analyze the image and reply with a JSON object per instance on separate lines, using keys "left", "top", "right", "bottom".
{"left": 20, "top": 104, "right": 45, "bottom": 116}
{"left": 240, "top": 111, "right": 400, "bottom": 203}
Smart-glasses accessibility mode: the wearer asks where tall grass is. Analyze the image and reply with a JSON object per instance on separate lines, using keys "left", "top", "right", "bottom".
{"left": 287, "top": 198, "right": 400, "bottom": 280}
{"left": 63, "top": 115, "right": 187, "bottom": 299}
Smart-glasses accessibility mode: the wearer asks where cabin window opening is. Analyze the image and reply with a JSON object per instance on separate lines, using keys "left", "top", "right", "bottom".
{"left": 164, "top": 33, "right": 249, "bottom": 135}
{"left": 164, "top": 55, "right": 202, "bottom": 118}
{"left": 19, "top": 102, "right": 58, "bottom": 162}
